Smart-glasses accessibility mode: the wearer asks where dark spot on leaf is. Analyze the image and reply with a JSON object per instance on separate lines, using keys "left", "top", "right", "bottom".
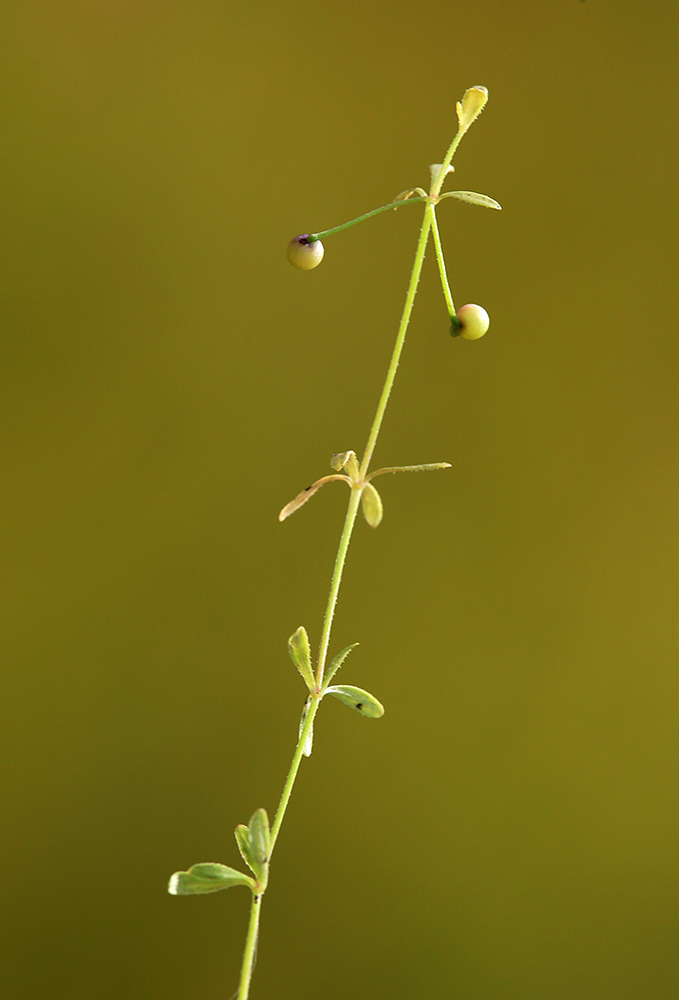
{"left": 356, "top": 702, "right": 363, "bottom": 711}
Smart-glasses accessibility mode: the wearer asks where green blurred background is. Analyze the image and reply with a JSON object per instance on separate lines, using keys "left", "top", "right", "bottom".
{"left": 2, "top": 2, "right": 679, "bottom": 998}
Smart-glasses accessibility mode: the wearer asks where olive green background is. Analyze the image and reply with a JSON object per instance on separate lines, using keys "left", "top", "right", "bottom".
{"left": 2, "top": 2, "right": 678, "bottom": 998}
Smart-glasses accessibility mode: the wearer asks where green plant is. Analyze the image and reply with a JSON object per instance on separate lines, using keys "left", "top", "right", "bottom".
{"left": 169, "top": 85, "right": 501, "bottom": 999}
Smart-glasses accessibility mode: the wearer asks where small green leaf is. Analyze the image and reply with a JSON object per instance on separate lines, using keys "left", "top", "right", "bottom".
{"left": 234, "top": 824, "right": 254, "bottom": 870}
{"left": 361, "top": 483, "right": 383, "bottom": 528}
{"left": 248, "top": 809, "right": 271, "bottom": 868}
{"left": 168, "top": 863, "right": 255, "bottom": 896}
{"left": 325, "top": 685, "right": 385, "bottom": 719}
{"left": 323, "top": 642, "right": 359, "bottom": 687}
{"left": 440, "top": 190, "right": 501, "bottom": 210}
{"left": 232, "top": 809, "right": 269, "bottom": 890}
{"left": 288, "top": 626, "right": 315, "bottom": 691}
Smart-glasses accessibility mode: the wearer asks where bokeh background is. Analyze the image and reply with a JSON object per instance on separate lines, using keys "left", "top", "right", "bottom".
{"left": 2, "top": 2, "right": 679, "bottom": 998}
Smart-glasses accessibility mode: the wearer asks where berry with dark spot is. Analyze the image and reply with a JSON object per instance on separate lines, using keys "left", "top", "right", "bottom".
{"left": 287, "top": 235, "right": 324, "bottom": 270}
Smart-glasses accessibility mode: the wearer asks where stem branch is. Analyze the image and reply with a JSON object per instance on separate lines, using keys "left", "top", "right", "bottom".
{"left": 429, "top": 206, "right": 456, "bottom": 319}
{"left": 309, "top": 196, "right": 427, "bottom": 241}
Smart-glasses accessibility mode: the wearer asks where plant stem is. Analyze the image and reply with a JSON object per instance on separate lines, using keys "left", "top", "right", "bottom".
{"left": 237, "top": 892, "right": 262, "bottom": 1000}
{"left": 268, "top": 479, "right": 362, "bottom": 858}
{"left": 359, "top": 203, "right": 434, "bottom": 478}
{"left": 309, "top": 196, "right": 427, "bottom": 241}
{"left": 237, "top": 194, "right": 436, "bottom": 1000}
{"left": 315, "top": 485, "right": 363, "bottom": 685}
{"left": 430, "top": 130, "right": 464, "bottom": 200}
{"left": 277, "top": 196, "right": 435, "bottom": 840}
{"left": 269, "top": 691, "right": 320, "bottom": 851}
{"left": 429, "top": 206, "right": 456, "bottom": 320}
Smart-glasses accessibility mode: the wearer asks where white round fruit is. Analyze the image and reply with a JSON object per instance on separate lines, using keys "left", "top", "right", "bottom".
{"left": 457, "top": 304, "right": 490, "bottom": 340}
{"left": 287, "top": 235, "right": 324, "bottom": 270}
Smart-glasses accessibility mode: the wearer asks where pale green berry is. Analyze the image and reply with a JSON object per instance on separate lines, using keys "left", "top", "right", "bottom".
{"left": 457, "top": 303, "right": 490, "bottom": 340}
{"left": 287, "top": 235, "right": 324, "bottom": 270}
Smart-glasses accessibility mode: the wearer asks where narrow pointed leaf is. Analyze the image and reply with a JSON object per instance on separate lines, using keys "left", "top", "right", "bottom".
{"left": 325, "top": 685, "right": 385, "bottom": 719}
{"left": 441, "top": 190, "right": 501, "bottom": 210}
{"left": 323, "top": 642, "right": 359, "bottom": 688}
{"left": 456, "top": 86, "right": 488, "bottom": 132}
{"left": 288, "top": 626, "right": 315, "bottom": 691}
{"left": 361, "top": 483, "right": 383, "bottom": 528}
{"left": 279, "top": 474, "right": 351, "bottom": 521}
{"left": 168, "top": 863, "right": 255, "bottom": 896}
{"left": 367, "top": 462, "right": 451, "bottom": 480}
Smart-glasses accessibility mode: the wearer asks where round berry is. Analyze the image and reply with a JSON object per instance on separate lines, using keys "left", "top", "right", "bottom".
{"left": 287, "top": 235, "right": 324, "bottom": 270}
{"left": 457, "top": 304, "right": 490, "bottom": 340}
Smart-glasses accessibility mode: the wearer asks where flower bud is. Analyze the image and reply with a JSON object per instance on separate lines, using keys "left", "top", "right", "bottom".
{"left": 457, "top": 304, "right": 490, "bottom": 340}
{"left": 456, "top": 86, "right": 488, "bottom": 133}
{"left": 287, "top": 235, "right": 324, "bottom": 270}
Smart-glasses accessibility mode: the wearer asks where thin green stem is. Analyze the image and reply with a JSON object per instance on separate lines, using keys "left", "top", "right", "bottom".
{"left": 270, "top": 693, "right": 320, "bottom": 851}
{"left": 429, "top": 206, "right": 456, "bottom": 320}
{"left": 430, "top": 130, "right": 464, "bottom": 200}
{"left": 237, "top": 893, "right": 262, "bottom": 1000}
{"left": 238, "top": 191, "right": 437, "bottom": 1000}
{"left": 271, "top": 196, "right": 437, "bottom": 853}
{"left": 309, "top": 197, "right": 427, "bottom": 241}
{"left": 237, "top": 689, "right": 318, "bottom": 999}
{"left": 315, "top": 486, "right": 363, "bottom": 685}
{"left": 359, "top": 203, "right": 433, "bottom": 479}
